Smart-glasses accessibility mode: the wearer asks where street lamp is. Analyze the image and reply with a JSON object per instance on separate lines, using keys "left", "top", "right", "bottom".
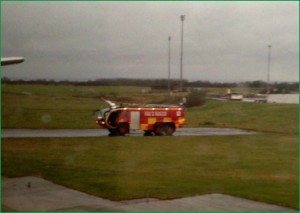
{"left": 168, "top": 36, "right": 171, "bottom": 94}
{"left": 267, "top": 45, "right": 272, "bottom": 94}
{"left": 180, "top": 15, "right": 185, "bottom": 93}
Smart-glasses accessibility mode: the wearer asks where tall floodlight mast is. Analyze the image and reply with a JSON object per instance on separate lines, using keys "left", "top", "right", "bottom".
{"left": 168, "top": 36, "right": 171, "bottom": 94}
{"left": 180, "top": 15, "right": 185, "bottom": 93}
{"left": 267, "top": 45, "right": 272, "bottom": 94}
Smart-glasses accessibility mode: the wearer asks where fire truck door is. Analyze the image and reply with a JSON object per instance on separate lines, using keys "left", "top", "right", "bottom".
{"left": 130, "top": 111, "right": 140, "bottom": 130}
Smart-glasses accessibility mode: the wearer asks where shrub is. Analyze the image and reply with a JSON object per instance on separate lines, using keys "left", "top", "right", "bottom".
{"left": 185, "top": 88, "right": 206, "bottom": 107}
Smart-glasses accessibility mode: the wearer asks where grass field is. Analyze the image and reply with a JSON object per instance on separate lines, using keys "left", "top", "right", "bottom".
{"left": 1, "top": 83, "right": 299, "bottom": 209}
{"left": 187, "top": 100, "right": 298, "bottom": 134}
{"left": 2, "top": 134, "right": 298, "bottom": 208}
{"left": 2, "top": 84, "right": 298, "bottom": 133}
{"left": 2, "top": 84, "right": 183, "bottom": 129}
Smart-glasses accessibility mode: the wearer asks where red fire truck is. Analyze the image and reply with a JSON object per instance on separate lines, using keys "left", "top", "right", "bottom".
{"left": 96, "top": 99, "right": 185, "bottom": 136}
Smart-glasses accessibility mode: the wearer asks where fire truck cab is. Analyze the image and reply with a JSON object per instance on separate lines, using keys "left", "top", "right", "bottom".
{"left": 96, "top": 100, "right": 185, "bottom": 136}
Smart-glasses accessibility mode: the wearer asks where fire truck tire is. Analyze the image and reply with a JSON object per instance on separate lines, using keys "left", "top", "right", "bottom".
{"left": 108, "top": 129, "right": 117, "bottom": 136}
{"left": 153, "top": 123, "right": 163, "bottom": 136}
{"left": 154, "top": 123, "right": 175, "bottom": 136}
{"left": 117, "top": 123, "right": 129, "bottom": 136}
{"left": 164, "top": 123, "right": 176, "bottom": 135}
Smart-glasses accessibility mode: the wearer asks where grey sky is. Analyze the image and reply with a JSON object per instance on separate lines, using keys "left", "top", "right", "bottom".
{"left": 1, "top": 1, "right": 299, "bottom": 82}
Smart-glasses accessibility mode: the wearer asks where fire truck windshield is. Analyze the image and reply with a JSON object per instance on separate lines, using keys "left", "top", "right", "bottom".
{"left": 99, "top": 108, "right": 110, "bottom": 119}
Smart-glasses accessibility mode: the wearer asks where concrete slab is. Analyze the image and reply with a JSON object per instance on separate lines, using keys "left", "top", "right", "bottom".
{"left": 119, "top": 194, "right": 294, "bottom": 211}
{"left": 2, "top": 176, "right": 295, "bottom": 212}
{"left": 2, "top": 176, "right": 121, "bottom": 211}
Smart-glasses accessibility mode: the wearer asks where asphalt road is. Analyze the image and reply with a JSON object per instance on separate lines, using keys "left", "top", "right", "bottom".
{"left": 1, "top": 128, "right": 255, "bottom": 138}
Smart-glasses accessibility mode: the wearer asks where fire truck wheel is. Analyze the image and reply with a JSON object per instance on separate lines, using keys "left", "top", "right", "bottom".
{"left": 108, "top": 129, "right": 117, "bottom": 136}
{"left": 153, "top": 123, "right": 175, "bottom": 136}
{"left": 117, "top": 123, "right": 129, "bottom": 136}
{"left": 164, "top": 124, "right": 175, "bottom": 136}
{"left": 153, "top": 123, "right": 163, "bottom": 136}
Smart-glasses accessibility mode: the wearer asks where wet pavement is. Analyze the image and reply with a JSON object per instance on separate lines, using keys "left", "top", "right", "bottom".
{"left": 1, "top": 128, "right": 255, "bottom": 138}
{"left": 2, "top": 176, "right": 294, "bottom": 212}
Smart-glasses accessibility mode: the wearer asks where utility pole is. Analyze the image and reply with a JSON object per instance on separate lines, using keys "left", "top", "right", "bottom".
{"left": 267, "top": 45, "right": 272, "bottom": 94}
{"left": 168, "top": 36, "right": 171, "bottom": 95}
{"left": 180, "top": 15, "right": 185, "bottom": 93}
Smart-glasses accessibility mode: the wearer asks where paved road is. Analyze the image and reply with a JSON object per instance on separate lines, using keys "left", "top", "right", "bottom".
{"left": 2, "top": 176, "right": 294, "bottom": 212}
{"left": 1, "top": 128, "right": 255, "bottom": 138}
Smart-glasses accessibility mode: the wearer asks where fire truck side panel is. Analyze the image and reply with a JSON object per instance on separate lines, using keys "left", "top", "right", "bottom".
{"left": 100, "top": 107, "right": 185, "bottom": 133}
{"left": 139, "top": 108, "right": 185, "bottom": 131}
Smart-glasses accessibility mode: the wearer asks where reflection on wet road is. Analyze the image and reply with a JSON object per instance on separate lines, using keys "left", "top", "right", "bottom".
{"left": 2, "top": 128, "right": 255, "bottom": 138}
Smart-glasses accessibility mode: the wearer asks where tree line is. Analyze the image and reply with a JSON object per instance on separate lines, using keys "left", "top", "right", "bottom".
{"left": 2, "top": 77, "right": 298, "bottom": 92}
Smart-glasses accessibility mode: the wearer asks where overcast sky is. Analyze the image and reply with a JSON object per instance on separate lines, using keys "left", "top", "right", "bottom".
{"left": 2, "top": 1, "right": 299, "bottom": 82}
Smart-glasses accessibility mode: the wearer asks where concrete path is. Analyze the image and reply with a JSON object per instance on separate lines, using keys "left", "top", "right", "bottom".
{"left": 2, "top": 176, "right": 294, "bottom": 212}
{"left": 1, "top": 128, "right": 255, "bottom": 138}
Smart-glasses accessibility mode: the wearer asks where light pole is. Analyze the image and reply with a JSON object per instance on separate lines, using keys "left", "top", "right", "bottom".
{"left": 180, "top": 15, "right": 185, "bottom": 93}
{"left": 168, "top": 36, "right": 171, "bottom": 94}
{"left": 267, "top": 45, "right": 272, "bottom": 94}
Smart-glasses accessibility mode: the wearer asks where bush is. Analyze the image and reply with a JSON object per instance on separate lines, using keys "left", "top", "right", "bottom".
{"left": 185, "top": 89, "right": 206, "bottom": 107}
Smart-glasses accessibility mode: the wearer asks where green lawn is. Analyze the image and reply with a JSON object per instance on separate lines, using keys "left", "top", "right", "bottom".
{"left": 1, "top": 84, "right": 148, "bottom": 98}
{"left": 1, "top": 84, "right": 298, "bottom": 209}
{"left": 187, "top": 100, "right": 298, "bottom": 134}
{"left": 2, "top": 134, "right": 298, "bottom": 209}
{"left": 1, "top": 84, "right": 182, "bottom": 128}
{"left": 2, "top": 84, "right": 298, "bottom": 133}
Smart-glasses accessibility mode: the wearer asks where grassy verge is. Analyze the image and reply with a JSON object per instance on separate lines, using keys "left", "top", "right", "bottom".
{"left": 186, "top": 100, "right": 298, "bottom": 134}
{"left": 1, "top": 84, "right": 182, "bottom": 129}
{"left": 2, "top": 84, "right": 298, "bottom": 133}
{"left": 2, "top": 134, "right": 298, "bottom": 209}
